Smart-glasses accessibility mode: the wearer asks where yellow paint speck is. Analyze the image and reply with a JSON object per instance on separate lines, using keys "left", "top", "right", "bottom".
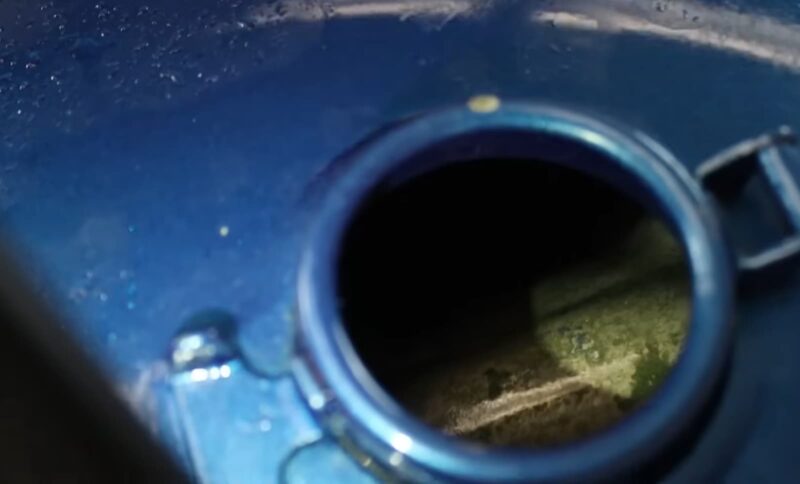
{"left": 219, "top": 225, "right": 230, "bottom": 237}
{"left": 468, "top": 94, "right": 501, "bottom": 113}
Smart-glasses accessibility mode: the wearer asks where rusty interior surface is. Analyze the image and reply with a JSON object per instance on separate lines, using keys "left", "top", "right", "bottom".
{"left": 338, "top": 159, "right": 689, "bottom": 447}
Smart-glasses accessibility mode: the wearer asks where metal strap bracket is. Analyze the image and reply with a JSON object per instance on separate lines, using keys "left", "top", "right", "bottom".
{"left": 697, "top": 127, "right": 800, "bottom": 273}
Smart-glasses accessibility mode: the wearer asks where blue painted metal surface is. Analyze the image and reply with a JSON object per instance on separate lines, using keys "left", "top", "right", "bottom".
{"left": 1, "top": 0, "right": 800, "bottom": 482}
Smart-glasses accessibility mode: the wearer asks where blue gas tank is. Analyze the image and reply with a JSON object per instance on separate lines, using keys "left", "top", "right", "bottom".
{"left": 2, "top": 1, "right": 800, "bottom": 483}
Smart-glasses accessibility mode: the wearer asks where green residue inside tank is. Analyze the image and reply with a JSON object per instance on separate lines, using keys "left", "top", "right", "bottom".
{"left": 396, "top": 218, "right": 690, "bottom": 447}
{"left": 628, "top": 345, "right": 674, "bottom": 405}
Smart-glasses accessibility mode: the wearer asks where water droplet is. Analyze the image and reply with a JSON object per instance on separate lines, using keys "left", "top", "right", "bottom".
{"left": 308, "top": 394, "right": 325, "bottom": 409}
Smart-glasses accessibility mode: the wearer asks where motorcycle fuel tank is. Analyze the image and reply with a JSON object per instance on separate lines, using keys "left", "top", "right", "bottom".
{"left": 1, "top": 1, "right": 800, "bottom": 482}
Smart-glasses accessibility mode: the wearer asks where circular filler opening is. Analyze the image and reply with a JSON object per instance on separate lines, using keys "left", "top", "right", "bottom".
{"left": 337, "top": 157, "right": 691, "bottom": 448}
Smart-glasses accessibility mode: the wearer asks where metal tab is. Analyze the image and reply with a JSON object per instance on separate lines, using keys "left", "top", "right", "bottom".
{"left": 697, "top": 127, "right": 800, "bottom": 272}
